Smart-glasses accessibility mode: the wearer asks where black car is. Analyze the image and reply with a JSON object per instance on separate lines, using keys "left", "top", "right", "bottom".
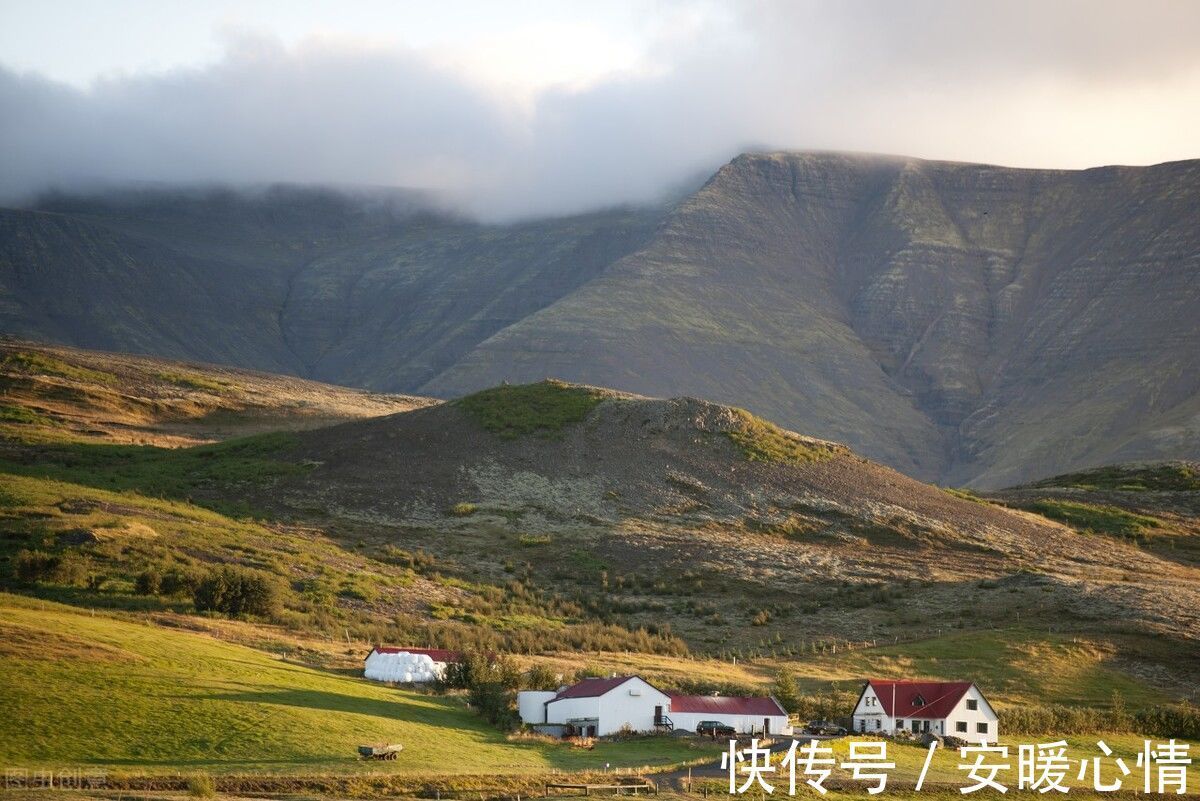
{"left": 803, "top": 720, "right": 848, "bottom": 736}
{"left": 696, "top": 720, "right": 737, "bottom": 737}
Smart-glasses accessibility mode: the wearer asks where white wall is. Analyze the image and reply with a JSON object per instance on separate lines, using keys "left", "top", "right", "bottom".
{"left": 544, "top": 678, "right": 671, "bottom": 736}
{"left": 852, "top": 684, "right": 892, "bottom": 734}
{"left": 517, "top": 691, "right": 557, "bottom": 725}
{"left": 944, "top": 686, "right": 999, "bottom": 744}
{"left": 669, "top": 710, "right": 790, "bottom": 735}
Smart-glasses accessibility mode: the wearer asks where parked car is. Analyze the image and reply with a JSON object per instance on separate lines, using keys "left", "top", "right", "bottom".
{"left": 803, "top": 720, "right": 847, "bottom": 736}
{"left": 696, "top": 720, "right": 737, "bottom": 737}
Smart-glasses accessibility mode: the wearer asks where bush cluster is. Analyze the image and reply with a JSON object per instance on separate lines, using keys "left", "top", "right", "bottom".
{"left": 1004, "top": 699, "right": 1200, "bottom": 739}
{"left": 441, "top": 652, "right": 523, "bottom": 730}
{"left": 192, "top": 566, "right": 282, "bottom": 619}
{"left": 13, "top": 549, "right": 93, "bottom": 587}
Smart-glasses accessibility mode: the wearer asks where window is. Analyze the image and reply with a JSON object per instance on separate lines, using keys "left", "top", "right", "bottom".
{"left": 913, "top": 694, "right": 926, "bottom": 707}
{"left": 977, "top": 722, "right": 988, "bottom": 734}
{"left": 875, "top": 719, "right": 881, "bottom": 730}
{"left": 967, "top": 699, "right": 979, "bottom": 711}
{"left": 956, "top": 721, "right": 968, "bottom": 733}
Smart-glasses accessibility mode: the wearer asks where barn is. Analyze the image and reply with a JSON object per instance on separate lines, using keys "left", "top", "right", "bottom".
{"left": 852, "top": 679, "right": 999, "bottom": 743}
{"left": 667, "top": 693, "right": 790, "bottom": 735}
{"left": 363, "top": 646, "right": 461, "bottom": 683}
{"left": 517, "top": 675, "right": 790, "bottom": 737}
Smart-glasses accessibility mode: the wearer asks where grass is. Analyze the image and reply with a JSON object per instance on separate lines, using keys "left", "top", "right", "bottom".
{"left": 0, "top": 594, "right": 715, "bottom": 775}
{"left": 0, "top": 403, "right": 58, "bottom": 427}
{"left": 154, "top": 370, "right": 230, "bottom": 393}
{"left": 943, "top": 487, "right": 988, "bottom": 504}
{"left": 725, "top": 408, "right": 845, "bottom": 464}
{"left": 1, "top": 350, "right": 118, "bottom": 386}
{"left": 1025, "top": 499, "right": 1161, "bottom": 538}
{"left": 457, "top": 381, "right": 604, "bottom": 439}
{"left": 0, "top": 432, "right": 306, "bottom": 512}
{"left": 1031, "top": 463, "right": 1200, "bottom": 493}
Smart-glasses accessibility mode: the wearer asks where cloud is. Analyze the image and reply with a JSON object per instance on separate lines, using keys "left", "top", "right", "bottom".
{"left": 2, "top": 0, "right": 1199, "bottom": 220}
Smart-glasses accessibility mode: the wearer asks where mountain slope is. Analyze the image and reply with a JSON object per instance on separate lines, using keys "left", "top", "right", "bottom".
{"left": 426, "top": 153, "right": 1200, "bottom": 487}
{"left": 2, "top": 155, "right": 1198, "bottom": 486}
{"left": 0, "top": 187, "right": 663, "bottom": 389}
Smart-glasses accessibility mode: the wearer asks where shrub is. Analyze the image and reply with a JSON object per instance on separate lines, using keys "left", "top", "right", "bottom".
{"left": 135, "top": 568, "right": 163, "bottom": 595}
{"left": 48, "top": 552, "right": 92, "bottom": 587}
{"left": 161, "top": 566, "right": 203, "bottom": 596}
{"left": 187, "top": 773, "right": 215, "bottom": 798}
{"left": 193, "top": 566, "right": 282, "bottom": 619}
{"left": 524, "top": 663, "right": 561, "bottom": 691}
{"left": 450, "top": 502, "right": 477, "bottom": 517}
{"left": 13, "top": 549, "right": 56, "bottom": 582}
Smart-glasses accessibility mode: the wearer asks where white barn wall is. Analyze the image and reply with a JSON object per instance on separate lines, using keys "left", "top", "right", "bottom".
{"left": 542, "top": 678, "right": 671, "bottom": 735}
{"left": 517, "top": 690, "right": 556, "bottom": 724}
{"left": 668, "top": 710, "right": 789, "bottom": 735}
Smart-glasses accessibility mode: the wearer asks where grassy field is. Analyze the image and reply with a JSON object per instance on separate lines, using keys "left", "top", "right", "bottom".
{"left": 0, "top": 594, "right": 717, "bottom": 775}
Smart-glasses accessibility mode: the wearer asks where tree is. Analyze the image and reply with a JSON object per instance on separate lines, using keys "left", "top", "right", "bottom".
{"left": 193, "top": 566, "right": 282, "bottom": 619}
{"left": 524, "top": 663, "right": 560, "bottom": 691}
{"left": 773, "top": 668, "right": 800, "bottom": 714}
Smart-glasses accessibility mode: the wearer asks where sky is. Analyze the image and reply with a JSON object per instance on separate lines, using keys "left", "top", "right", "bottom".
{"left": 1, "top": 0, "right": 1198, "bottom": 219}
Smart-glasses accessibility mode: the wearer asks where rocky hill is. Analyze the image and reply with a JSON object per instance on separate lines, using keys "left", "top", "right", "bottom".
{"left": 2, "top": 154, "right": 1197, "bottom": 486}
{"left": 255, "top": 382, "right": 1200, "bottom": 659}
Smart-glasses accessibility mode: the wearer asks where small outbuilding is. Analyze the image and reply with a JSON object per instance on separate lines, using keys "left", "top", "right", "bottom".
{"left": 667, "top": 693, "right": 790, "bottom": 736}
{"left": 852, "top": 679, "right": 998, "bottom": 743}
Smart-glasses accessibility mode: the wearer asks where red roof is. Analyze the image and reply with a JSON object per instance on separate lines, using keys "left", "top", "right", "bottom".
{"left": 370, "top": 646, "right": 461, "bottom": 663}
{"left": 550, "top": 676, "right": 644, "bottom": 701}
{"left": 669, "top": 694, "right": 786, "bottom": 716}
{"left": 866, "top": 680, "right": 974, "bottom": 719}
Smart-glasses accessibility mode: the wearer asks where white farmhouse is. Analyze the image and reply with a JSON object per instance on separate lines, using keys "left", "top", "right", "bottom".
{"left": 852, "top": 679, "right": 998, "bottom": 744}
{"left": 363, "top": 646, "right": 461, "bottom": 683}
{"left": 518, "top": 675, "right": 790, "bottom": 737}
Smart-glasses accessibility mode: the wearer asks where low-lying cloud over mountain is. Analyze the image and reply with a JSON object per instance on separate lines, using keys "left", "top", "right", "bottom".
{"left": 3, "top": 0, "right": 1200, "bottom": 219}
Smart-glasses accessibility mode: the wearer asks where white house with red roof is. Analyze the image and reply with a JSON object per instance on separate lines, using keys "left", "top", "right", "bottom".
{"left": 517, "top": 675, "right": 790, "bottom": 737}
{"left": 852, "top": 679, "right": 998, "bottom": 743}
{"left": 363, "top": 646, "right": 461, "bottom": 683}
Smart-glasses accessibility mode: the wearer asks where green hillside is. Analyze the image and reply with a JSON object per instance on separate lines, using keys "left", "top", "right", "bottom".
{"left": 0, "top": 594, "right": 711, "bottom": 774}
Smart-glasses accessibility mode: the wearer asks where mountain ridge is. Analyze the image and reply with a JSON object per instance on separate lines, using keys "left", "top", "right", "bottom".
{"left": 2, "top": 151, "right": 1197, "bottom": 486}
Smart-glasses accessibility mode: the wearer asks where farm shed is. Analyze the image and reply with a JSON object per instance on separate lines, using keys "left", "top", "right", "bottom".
{"left": 667, "top": 693, "right": 790, "bottom": 735}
